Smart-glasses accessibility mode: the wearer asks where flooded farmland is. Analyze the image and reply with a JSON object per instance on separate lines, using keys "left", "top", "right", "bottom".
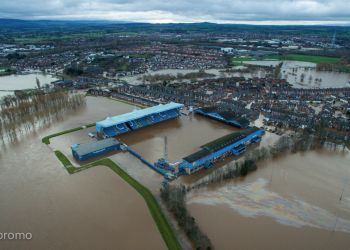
{"left": 245, "top": 60, "right": 350, "bottom": 88}
{"left": 0, "top": 73, "right": 58, "bottom": 98}
{"left": 119, "top": 61, "right": 350, "bottom": 89}
{"left": 0, "top": 96, "right": 165, "bottom": 250}
{"left": 187, "top": 150, "right": 350, "bottom": 250}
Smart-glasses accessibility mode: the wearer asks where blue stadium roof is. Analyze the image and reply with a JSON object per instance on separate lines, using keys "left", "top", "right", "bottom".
{"left": 71, "top": 138, "right": 120, "bottom": 156}
{"left": 96, "top": 102, "right": 183, "bottom": 130}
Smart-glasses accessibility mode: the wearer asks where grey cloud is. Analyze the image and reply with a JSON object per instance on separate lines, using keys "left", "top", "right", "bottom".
{"left": 0, "top": 0, "right": 349, "bottom": 23}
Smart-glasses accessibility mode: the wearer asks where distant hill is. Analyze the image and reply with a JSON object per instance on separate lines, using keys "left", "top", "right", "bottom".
{"left": 0, "top": 18, "right": 349, "bottom": 35}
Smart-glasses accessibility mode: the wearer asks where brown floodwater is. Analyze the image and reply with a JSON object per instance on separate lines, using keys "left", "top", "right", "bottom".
{"left": 187, "top": 150, "right": 350, "bottom": 250}
{"left": 0, "top": 96, "right": 165, "bottom": 250}
{"left": 7, "top": 95, "right": 349, "bottom": 250}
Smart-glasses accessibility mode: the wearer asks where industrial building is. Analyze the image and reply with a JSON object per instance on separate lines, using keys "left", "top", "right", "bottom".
{"left": 95, "top": 102, "right": 183, "bottom": 137}
{"left": 71, "top": 138, "right": 121, "bottom": 161}
{"left": 178, "top": 127, "right": 264, "bottom": 174}
{"left": 195, "top": 107, "right": 250, "bottom": 128}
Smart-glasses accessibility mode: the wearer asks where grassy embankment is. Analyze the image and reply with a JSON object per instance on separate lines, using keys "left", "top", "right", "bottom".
{"left": 54, "top": 150, "right": 77, "bottom": 174}
{"left": 52, "top": 149, "right": 181, "bottom": 250}
{"left": 42, "top": 123, "right": 95, "bottom": 144}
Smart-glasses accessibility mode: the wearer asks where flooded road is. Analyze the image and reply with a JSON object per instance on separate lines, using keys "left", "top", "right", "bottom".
{"left": 187, "top": 150, "right": 350, "bottom": 250}
{"left": 0, "top": 73, "right": 58, "bottom": 98}
{"left": 0, "top": 96, "right": 165, "bottom": 250}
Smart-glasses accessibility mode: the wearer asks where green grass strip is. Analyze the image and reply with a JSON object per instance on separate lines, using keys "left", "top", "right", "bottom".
{"left": 265, "top": 54, "right": 340, "bottom": 64}
{"left": 42, "top": 123, "right": 95, "bottom": 145}
{"left": 54, "top": 150, "right": 77, "bottom": 174}
{"left": 89, "top": 159, "right": 182, "bottom": 250}
{"left": 52, "top": 151, "right": 181, "bottom": 250}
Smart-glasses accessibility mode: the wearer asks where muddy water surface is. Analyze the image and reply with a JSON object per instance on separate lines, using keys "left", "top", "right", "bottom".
{"left": 187, "top": 150, "right": 350, "bottom": 250}
{"left": 245, "top": 60, "right": 350, "bottom": 88}
{"left": 0, "top": 96, "right": 165, "bottom": 250}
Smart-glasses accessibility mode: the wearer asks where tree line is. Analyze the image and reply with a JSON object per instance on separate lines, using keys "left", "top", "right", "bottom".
{"left": 0, "top": 91, "right": 86, "bottom": 142}
{"left": 160, "top": 184, "right": 213, "bottom": 250}
{"left": 142, "top": 70, "right": 215, "bottom": 83}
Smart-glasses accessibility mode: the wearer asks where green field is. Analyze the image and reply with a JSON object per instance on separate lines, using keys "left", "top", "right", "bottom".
{"left": 230, "top": 56, "right": 256, "bottom": 65}
{"left": 265, "top": 54, "right": 340, "bottom": 64}
{"left": 0, "top": 68, "right": 16, "bottom": 76}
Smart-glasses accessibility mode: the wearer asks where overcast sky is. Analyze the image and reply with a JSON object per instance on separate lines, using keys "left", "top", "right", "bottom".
{"left": 0, "top": 0, "right": 349, "bottom": 25}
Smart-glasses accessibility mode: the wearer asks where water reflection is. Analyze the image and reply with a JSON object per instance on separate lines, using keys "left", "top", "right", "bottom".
{"left": 188, "top": 178, "right": 350, "bottom": 233}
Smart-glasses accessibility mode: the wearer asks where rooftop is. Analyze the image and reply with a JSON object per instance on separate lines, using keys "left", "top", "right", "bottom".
{"left": 72, "top": 138, "right": 120, "bottom": 156}
{"left": 182, "top": 126, "right": 261, "bottom": 164}
{"left": 96, "top": 102, "right": 183, "bottom": 129}
{"left": 202, "top": 126, "right": 260, "bottom": 152}
{"left": 183, "top": 148, "right": 210, "bottom": 163}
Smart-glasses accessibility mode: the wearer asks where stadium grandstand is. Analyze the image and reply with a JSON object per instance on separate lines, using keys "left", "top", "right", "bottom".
{"left": 96, "top": 102, "right": 183, "bottom": 138}
{"left": 195, "top": 106, "right": 250, "bottom": 128}
{"left": 179, "top": 127, "right": 264, "bottom": 174}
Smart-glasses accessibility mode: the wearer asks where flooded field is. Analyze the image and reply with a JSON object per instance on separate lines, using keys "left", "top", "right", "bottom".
{"left": 0, "top": 96, "right": 165, "bottom": 250}
{"left": 119, "top": 61, "right": 350, "bottom": 89}
{"left": 187, "top": 150, "right": 350, "bottom": 250}
{"left": 119, "top": 68, "right": 225, "bottom": 85}
{"left": 118, "top": 115, "right": 238, "bottom": 163}
{"left": 0, "top": 73, "right": 58, "bottom": 98}
{"left": 245, "top": 60, "right": 350, "bottom": 88}
{"left": 120, "top": 68, "right": 268, "bottom": 85}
